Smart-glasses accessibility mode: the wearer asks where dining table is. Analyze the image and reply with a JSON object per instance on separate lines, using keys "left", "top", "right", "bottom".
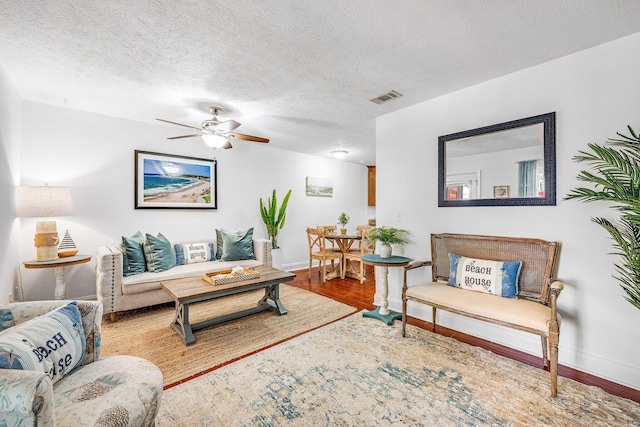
{"left": 324, "top": 233, "right": 362, "bottom": 280}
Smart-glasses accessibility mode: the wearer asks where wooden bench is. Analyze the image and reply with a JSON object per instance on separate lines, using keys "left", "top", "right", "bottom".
{"left": 402, "top": 233, "right": 564, "bottom": 396}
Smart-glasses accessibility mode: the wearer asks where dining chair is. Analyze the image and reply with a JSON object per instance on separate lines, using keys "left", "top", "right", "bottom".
{"left": 306, "top": 227, "right": 343, "bottom": 283}
{"left": 317, "top": 225, "right": 340, "bottom": 252}
{"left": 342, "top": 228, "right": 376, "bottom": 283}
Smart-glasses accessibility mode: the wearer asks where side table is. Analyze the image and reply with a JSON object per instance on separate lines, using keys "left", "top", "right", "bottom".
{"left": 361, "top": 254, "right": 411, "bottom": 325}
{"left": 23, "top": 255, "right": 92, "bottom": 300}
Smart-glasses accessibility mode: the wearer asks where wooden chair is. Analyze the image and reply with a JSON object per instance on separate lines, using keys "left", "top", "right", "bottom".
{"left": 342, "top": 228, "right": 376, "bottom": 283}
{"left": 307, "top": 227, "right": 343, "bottom": 283}
{"left": 317, "top": 225, "right": 340, "bottom": 252}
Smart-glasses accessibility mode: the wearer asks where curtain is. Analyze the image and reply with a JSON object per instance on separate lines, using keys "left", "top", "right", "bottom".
{"left": 518, "top": 160, "right": 537, "bottom": 197}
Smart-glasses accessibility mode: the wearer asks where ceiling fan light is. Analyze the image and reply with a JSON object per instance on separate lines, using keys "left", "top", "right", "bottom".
{"left": 331, "top": 150, "right": 348, "bottom": 159}
{"left": 202, "top": 134, "right": 228, "bottom": 148}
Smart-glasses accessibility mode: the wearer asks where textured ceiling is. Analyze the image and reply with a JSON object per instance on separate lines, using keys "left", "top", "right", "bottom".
{"left": 1, "top": 1, "right": 640, "bottom": 165}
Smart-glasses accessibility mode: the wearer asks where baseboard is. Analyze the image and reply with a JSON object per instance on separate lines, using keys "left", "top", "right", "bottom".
{"left": 390, "top": 297, "right": 640, "bottom": 392}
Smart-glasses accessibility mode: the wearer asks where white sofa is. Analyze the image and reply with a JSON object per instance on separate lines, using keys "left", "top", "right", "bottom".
{"left": 96, "top": 239, "right": 272, "bottom": 321}
{"left": 0, "top": 300, "right": 162, "bottom": 426}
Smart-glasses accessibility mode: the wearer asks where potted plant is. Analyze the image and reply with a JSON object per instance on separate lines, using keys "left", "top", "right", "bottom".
{"left": 369, "top": 226, "right": 409, "bottom": 258}
{"left": 565, "top": 126, "right": 640, "bottom": 310}
{"left": 259, "top": 189, "right": 292, "bottom": 251}
{"left": 338, "top": 212, "right": 350, "bottom": 235}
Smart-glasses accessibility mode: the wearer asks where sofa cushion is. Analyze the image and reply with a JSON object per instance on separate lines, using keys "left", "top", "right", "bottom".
{"left": 144, "top": 233, "right": 176, "bottom": 272}
{"left": 447, "top": 254, "right": 522, "bottom": 299}
{"left": 175, "top": 242, "right": 215, "bottom": 265}
{"left": 121, "top": 259, "right": 262, "bottom": 295}
{"left": 0, "top": 302, "right": 86, "bottom": 384}
{"left": 122, "top": 231, "right": 146, "bottom": 277}
{"left": 217, "top": 228, "right": 256, "bottom": 261}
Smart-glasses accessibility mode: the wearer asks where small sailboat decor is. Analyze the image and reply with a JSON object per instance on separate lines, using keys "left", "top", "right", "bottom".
{"left": 58, "top": 229, "right": 79, "bottom": 257}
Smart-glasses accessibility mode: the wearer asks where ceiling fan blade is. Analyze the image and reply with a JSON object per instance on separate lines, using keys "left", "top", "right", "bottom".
{"left": 222, "top": 141, "right": 233, "bottom": 149}
{"left": 156, "top": 118, "right": 201, "bottom": 131}
{"left": 228, "top": 133, "right": 269, "bottom": 143}
{"left": 216, "top": 120, "right": 241, "bottom": 133}
{"left": 167, "top": 134, "right": 202, "bottom": 140}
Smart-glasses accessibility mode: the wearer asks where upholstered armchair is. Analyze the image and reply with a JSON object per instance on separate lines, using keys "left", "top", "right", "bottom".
{"left": 0, "top": 300, "right": 163, "bottom": 426}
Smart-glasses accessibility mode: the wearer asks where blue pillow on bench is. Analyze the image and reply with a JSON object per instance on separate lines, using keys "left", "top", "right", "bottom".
{"left": 447, "top": 254, "right": 522, "bottom": 299}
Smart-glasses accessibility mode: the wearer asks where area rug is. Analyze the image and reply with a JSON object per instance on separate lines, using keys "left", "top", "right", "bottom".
{"left": 155, "top": 312, "right": 639, "bottom": 426}
{"left": 101, "top": 284, "right": 357, "bottom": 387}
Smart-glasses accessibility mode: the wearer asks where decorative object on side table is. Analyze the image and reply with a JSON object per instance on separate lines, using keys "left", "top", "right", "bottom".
{"left": 338, "top": 212, "right": 350, "bottom": 235}
{"left": 58, "top": 229, "right": 79, "bottom": 257}
{"left": 565, "top": 125, "right": 640, "bottom": 310}
{"left": 369, "top": 226, "right": 409, "bottom": 258}
{"left": 361, "top": 254, "right": 411, "bottom": 325}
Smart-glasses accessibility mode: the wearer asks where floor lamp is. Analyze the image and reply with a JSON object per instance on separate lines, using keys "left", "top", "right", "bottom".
{"left": 17, "top": 185, "right": 73, "bottom": 261}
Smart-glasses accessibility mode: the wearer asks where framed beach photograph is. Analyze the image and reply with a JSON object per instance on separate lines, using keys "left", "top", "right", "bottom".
{"left": 306, "top": 176, "right": 333, "bottom": 197}
{"left": 135, "top": 150, "right": 217, "bottom": 209}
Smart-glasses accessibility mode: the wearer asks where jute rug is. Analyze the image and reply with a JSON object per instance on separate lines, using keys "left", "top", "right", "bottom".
{"left": 155, "top": 312, "right": 639, "bottom": 426}
{"left": 101, "top": 284, "right": 357, "bottom": 387}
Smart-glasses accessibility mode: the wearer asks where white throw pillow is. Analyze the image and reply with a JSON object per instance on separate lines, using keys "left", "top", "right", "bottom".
{"left": 0, "top": 302, "right": 86, "bottom": 384}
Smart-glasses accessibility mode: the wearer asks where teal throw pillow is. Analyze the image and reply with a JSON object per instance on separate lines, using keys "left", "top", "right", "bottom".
{"left": 122, "top": 231, "right": 146, "bottom": 277}
{"left": 219, "top": 228, "right": 256, "bottom": 261}
{"left": 144, "top": 233, "right": 176, "bottom": 272}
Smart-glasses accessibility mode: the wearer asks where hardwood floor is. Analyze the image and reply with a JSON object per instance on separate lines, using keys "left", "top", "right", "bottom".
{"left": 289, "top": 265, "right": 640, "bottom": 404}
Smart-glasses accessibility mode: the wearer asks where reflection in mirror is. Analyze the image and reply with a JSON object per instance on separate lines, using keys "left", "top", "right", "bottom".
{"left": 438, "top": 112, "right": 555, "bottom": 207}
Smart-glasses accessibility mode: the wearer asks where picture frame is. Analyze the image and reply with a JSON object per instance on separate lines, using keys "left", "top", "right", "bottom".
{"left": 135, "top": 150, "right": 217, "bottom": 209}
{"left": 306, "top": 176, "right": 333, "bottom": 197}
{"left": 493, "top": 185, "right": 509, "bottom": 198}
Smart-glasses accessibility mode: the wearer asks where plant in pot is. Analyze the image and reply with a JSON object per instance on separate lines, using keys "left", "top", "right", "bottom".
{"left": 369, "top": 226, "right": 409, "bottom": 258}
{"left": 565, "top": 126, "right": 640, "bottom": 310}
{"left": 338, "top": 212, "right": 350, "bottom": 235}
{"left": 259, "top": 189, "right": 292, "bottom": 252}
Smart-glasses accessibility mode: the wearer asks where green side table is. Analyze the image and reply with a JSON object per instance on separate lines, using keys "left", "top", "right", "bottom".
{"left": 361, "top": 254, "right": 411, "bottom": 325}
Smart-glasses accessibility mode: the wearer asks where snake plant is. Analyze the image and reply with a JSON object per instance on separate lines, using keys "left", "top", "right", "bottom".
{"left": 259, "top": 189, "right": 292, "bottom": 250}
{"left": 565, "top": 126, "right": 640, "bottom": 309}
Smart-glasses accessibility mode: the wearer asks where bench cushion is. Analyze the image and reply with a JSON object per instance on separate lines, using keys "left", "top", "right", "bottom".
{"left": 406, "top": 282, "right": 560, "bottom": 333}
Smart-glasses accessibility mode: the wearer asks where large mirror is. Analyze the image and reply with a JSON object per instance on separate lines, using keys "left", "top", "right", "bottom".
{"left": 438, "top": 112, "right": 556, "bottom": 207}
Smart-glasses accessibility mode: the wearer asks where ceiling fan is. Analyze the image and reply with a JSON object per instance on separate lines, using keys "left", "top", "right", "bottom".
{"left": 156, "top": 106, "right": 269, "bottom": 149}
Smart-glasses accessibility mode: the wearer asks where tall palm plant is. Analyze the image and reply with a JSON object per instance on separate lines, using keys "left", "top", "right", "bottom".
{"left": 259, "top": 189, "right": 292, "bottom": 250}
{"left": 565, "top": 126, "right": 640, "bottom": 309}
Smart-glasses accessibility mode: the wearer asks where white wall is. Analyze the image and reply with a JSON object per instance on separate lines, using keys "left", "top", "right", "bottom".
{"left": 17, "top": 102, "right": 368, "bottom": 301}
{"left": 376, "top": 32, "right": 640, "bottom": 390}
{"left": 0, "top": 61, "right": 22, "bottom": 303}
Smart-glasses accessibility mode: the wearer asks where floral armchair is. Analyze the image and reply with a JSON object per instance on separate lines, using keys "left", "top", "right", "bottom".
{"left": 0, "top": 300, "right": 162, "bottom": 426}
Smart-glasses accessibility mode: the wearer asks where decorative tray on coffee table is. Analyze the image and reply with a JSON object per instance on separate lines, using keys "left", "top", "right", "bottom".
{"left": 202, "top": 268, "right": 260, "bottom": 285}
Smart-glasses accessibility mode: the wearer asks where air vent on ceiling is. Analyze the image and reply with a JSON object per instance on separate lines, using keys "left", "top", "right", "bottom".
{"left": 369, "top": 90, "right": 403, "bottom": 105}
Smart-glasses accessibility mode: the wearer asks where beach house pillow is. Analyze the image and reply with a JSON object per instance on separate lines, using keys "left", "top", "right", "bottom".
{"left": 143, "top": 233, "right": 176, "bottom": 272}
{"left": 175, "top": 242, "right": 215, "bottom": 265}
{"left": 0, "top": 302, "right": 86, "bottom": 384}
{"left": 216, "top": 228, "right": 256, "bottom": 261}
{"left": 447, "top": 253, "right": 522, "bottom": 299}
{"left": 121, "top": 231, "right": 146, "bottom": 277}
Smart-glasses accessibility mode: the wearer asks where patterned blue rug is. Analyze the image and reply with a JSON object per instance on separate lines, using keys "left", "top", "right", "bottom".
{"left": 156, "top": 312, "right": 639, "bottom": 426}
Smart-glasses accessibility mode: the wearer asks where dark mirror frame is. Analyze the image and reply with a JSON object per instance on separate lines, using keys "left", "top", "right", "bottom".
{"left": 438, "top": 112, "right": 556, "bottom": 207}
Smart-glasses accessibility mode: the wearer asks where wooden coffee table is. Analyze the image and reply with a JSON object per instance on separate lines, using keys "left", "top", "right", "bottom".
{"left": 161, "top": 265, "right": 295, "bottom": 345}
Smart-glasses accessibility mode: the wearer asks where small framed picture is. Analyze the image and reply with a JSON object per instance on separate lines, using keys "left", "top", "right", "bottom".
{"left": 493, "top": 185, "right": 509, "bottom": 198}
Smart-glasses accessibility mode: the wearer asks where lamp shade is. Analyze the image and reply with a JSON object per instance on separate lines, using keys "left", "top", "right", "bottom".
{"left": 17, "top": 186, "right": 73, "bottom": 218}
